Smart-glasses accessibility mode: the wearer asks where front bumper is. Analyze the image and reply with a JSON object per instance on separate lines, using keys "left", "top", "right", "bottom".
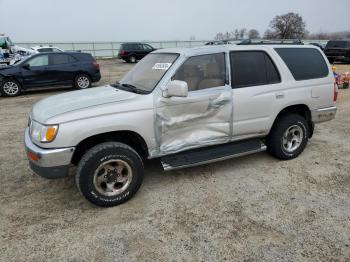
{"left": 311, "top": 106, "right": 337, "bottom": 123}
{"left": 24, "top": 128, "right": 75, "bottom": 179}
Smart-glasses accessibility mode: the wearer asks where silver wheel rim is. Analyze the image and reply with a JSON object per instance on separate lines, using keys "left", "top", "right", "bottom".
{"left": 93, "top": 159, "right": 133, "bottom": 197}
{"left": 282, "top": 125, "right": 303, "bottom": 153}
{"left": 3, "top": 81, "right": 19, "bottom": 95}
{"left": 77, "top": 76, "right": 90, "bottom": 88}
{"left": 130, "top": 57, "right": 136, "bottom": 63}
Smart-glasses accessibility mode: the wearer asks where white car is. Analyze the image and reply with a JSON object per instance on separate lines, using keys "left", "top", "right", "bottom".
{"left": 30, "top": 46, "right": 63, "bottom": 53}
{"left": 25, "top": 43, "right": 337, "bottom": 207}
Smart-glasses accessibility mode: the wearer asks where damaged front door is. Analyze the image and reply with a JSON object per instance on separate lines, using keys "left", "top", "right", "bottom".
{"left": 155, "top": 53, "right": 233, "bottom": 156}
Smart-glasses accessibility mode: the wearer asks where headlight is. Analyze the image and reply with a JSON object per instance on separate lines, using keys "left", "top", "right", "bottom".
{"left": 29, "top": 120, "right": 58, "bottom": 143}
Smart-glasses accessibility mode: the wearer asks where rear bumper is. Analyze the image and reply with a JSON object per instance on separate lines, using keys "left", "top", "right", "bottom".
{"left": 24, "top": 128, "right": 75, "bottom": 179}
{"left": 311, "top": 106, "right": 337, "bottom": 123}
{"left": 91, "top": 71, "right": 101, "bottom": 82}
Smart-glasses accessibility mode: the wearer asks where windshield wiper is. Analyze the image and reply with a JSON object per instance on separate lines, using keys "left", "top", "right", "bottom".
{"left": 112, "top": 82, "right": 147, "bottom": 94}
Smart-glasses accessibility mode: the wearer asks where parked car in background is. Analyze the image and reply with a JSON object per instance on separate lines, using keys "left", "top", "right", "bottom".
{"left": 118, "top": 42, "right": 156, "bottom": 63}
{"left": 31, "top": 46, "right": 64, "bottom": 53}
{"left": 324, "top": 40, "right": 350, "bottom": 63}
{"left": 25, "top": 44, "right": 337, "bottom": 207}
{"left": 309, "top": 43, "right": 325, "bottom": 51}
{"left": 0, "top": 52, "right": 100, "bottom": 96}
{"left": 205, "top": 40, "right": 232, "bottom": 45}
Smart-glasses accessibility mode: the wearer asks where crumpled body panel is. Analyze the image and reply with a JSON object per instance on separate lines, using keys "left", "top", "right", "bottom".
{"left": 154, "top": 86, "right": 233, "bottom": 156}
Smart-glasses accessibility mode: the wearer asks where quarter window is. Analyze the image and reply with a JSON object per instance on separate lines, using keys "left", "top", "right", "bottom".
{"left": 51, "top": 54, "right": 70, "bottom": 65}
{"left": 27, "top": 55, "right": 49, "bottom": 67}
{"left": 274, "top": 48, "right": 329, "bottom": 81}
{"left": 172, "top": 53, "right": 226, "bottom": 91}
{"left": 230, "top": 51, "right": 281, "bottom": 88}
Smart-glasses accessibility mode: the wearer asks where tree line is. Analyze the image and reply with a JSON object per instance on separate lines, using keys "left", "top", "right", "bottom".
{"left": 214, "top": 12, "right": 350, "bottom": 41}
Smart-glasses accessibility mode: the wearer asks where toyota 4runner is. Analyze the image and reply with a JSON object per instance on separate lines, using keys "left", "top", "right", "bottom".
{"left": 25, "top": 44, "right": 337, "bottom": 207}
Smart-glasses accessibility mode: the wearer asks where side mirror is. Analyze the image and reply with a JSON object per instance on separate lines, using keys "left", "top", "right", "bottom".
{"left": 163, "top": 80, "right": 188, "bottom": 98}
{"left": 22, "top": 63, "right": 30, "bottom": 70}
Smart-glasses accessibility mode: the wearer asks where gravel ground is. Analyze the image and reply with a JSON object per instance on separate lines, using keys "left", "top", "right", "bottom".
{"left": 0, "top": 60, "right": 350, "bottom": 261}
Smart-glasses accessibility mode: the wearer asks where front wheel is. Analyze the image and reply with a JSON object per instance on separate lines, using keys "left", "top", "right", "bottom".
{"left": 76, "top": 142, "right": 144, "bottom": 207}
{"left": 266, "top": 114, "right": 309, "bottom": 160}
{"left": 0, "top": 79, "right": 21, "bottom": 97}
{"left": 74, "top": 74, "right": 91, "bottom": 89}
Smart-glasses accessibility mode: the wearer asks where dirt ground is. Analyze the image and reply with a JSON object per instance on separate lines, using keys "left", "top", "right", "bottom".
{"left": 0, "top": 60, "right": 350, "bottom": 261}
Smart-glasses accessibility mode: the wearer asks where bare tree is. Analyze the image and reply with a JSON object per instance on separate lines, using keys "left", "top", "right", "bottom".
{"left": 223, "top": 31, "right": 231, "bottom": 40}
{"left": 214, "top": 32, "right": 225, "bottom": 41}
{"left": 268, "top": 12, "right": 307, "bottom": 39}
{"left": 239, "top": 28, "right": 247, "bottom": 39}
{"left": 234, "top": 29, "right": 240, "bottom": 40}
{"left": 264, "top": 29, "right": 277, "bottom": 39}
{"left": 189, "top": 35, "right": 196, "bottom": 41}
{"left": 307, "top": 30, "right": 350, "bottom": 40}
{"left": 248, "top": 29, "right": 260, "bottom": 39}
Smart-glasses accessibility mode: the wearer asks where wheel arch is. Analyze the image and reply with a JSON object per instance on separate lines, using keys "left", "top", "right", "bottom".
{"left": 1, "top": 75, "right": 23, "bottom": 88}
{"left": 71, "top": 130, "right": 149, "bottom": 165}
{"left": 270, "top": 104, "right": 314, "bottom": 138}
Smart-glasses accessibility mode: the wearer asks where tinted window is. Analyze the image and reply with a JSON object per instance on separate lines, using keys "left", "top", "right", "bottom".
{"left": 230, "top": 51, "right": 280, "bottom": 88}
{"left": 27, "top": 55, "right": 49, "bottom": 67}
{"left": 275, "top": 48, "right": 329, "bottom": 81}
{"left": 143, "top": 44, "right": 153, "bottom": 51}
{"left": 172, "top": 53, "right": 226, "bottom": 91}
{"left": 51, "top": 54, "right": 70, "bottom": 65}
{"left": 38, "top": 48, "right": 53, "bottom": 52}
{"left": 326, "top": 41, "right": 349, "bottom": 48}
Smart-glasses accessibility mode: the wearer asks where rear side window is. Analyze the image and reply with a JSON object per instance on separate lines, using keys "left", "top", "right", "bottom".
{"left": 230, "top": 51, "right": 280, "bottom": 88}
{"left": 51, "top": 54, "right": 70, "bottom": 65}
{"left": 275, "top": 48, "right": 329, "bottom": 81}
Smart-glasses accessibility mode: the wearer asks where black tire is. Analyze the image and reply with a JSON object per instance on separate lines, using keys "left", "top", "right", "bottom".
{"left": 128, "top": 55, "right": 136, "bottom": 63}
{"left": 0, "top": 79, "right": 21, "bottom": 97}
{"left": 266, "top": 114, "right": 309, "bottom": 160}
{"left": 74, "top": 74, "right": 91, "bottom": 89}
{"left": 76, "top": 142, "right": 144, "bottom": 207}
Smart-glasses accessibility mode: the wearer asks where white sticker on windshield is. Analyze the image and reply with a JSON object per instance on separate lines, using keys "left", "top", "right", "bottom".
{"left": 152, "top": 63, "right": 172, "bottom": 70}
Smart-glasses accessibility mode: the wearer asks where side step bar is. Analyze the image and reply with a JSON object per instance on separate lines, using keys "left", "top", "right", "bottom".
{"left": 161, "top": 139, "right": 266, "bottom": 171}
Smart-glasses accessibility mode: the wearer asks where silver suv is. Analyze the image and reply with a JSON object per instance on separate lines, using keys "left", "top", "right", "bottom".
{"left": 25, "top": 44, "right": 337, "bottom": 207}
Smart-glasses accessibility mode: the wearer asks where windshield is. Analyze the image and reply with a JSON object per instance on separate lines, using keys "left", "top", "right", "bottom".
{"left": 326, "top": 41, "right": 350, "bottom": 48}
{"left": 120, "top": 53, "right": 179, "bottom": 93}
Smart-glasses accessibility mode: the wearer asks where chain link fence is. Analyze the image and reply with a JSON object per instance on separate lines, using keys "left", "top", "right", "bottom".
{"left": 16, "top": 40, "right": 329, "bottom": 58}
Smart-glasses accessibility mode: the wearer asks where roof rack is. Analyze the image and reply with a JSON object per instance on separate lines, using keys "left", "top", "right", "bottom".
{"left": 237, "top": 39, "right": 304, "bottom": 45}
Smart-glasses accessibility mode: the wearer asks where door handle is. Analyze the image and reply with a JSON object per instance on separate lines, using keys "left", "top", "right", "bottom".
{"left": 276, "top": 92, "right": 285, "bottom": 99}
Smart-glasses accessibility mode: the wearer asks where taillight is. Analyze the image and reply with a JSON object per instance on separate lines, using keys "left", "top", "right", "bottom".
{"left": 333, "top": 82, "right": 338, "bottom": 102}
{"left": 92, "top": 60, "right": 100, "bottom": 70}
{"left": 119, "top": 50, "right": 128, "bottom": 56}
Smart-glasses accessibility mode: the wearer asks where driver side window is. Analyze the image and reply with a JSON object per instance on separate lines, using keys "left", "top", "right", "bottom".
{"left": 28, "top": 55, "right": 49, "bottom": 67}
{"left": 172, "top": 53, "right": 226, "bottom": 92}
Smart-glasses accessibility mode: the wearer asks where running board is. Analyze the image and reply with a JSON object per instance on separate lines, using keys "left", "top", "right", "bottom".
{"left": 161, "top": 139, "right": 266, "bottom": 171}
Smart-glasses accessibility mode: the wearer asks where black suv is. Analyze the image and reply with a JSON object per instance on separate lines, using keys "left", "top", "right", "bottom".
{"left": 118, "top": 43, "right": 155, "bottom": 63}
{"left": 324, "top": 40, "right": 350, "bottom": 63}
{"left": 0, "top": 52, "right": 101, "bottom": 96}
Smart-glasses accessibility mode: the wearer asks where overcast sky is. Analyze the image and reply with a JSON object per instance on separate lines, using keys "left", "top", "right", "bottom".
{"left": 0, "top": 0, "right": 349, "bottom": 42}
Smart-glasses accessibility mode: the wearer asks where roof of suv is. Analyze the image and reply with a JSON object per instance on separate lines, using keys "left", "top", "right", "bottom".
{"left": 152, "top": 44, "right": 320, "bottom": 56}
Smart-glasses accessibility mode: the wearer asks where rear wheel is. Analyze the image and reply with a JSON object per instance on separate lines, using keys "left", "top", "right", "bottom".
{"left": 266, "top": 114, "right": 309, "bottom": 160}
{"left": 74, "top": 74, "right": 91, "bottom": 89}
{"left": 0, "top": 79, "right": 21, "bottom": 97}
{"left": 129, "top": 56, "right": 136, "bottom": 63}
{"left": 76, "top": 142, "right": 144, "bottom": 207}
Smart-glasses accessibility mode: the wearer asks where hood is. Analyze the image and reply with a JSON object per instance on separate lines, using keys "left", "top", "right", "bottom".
{"left": 31, "top": 85, "right": 138, "bottom": 124}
